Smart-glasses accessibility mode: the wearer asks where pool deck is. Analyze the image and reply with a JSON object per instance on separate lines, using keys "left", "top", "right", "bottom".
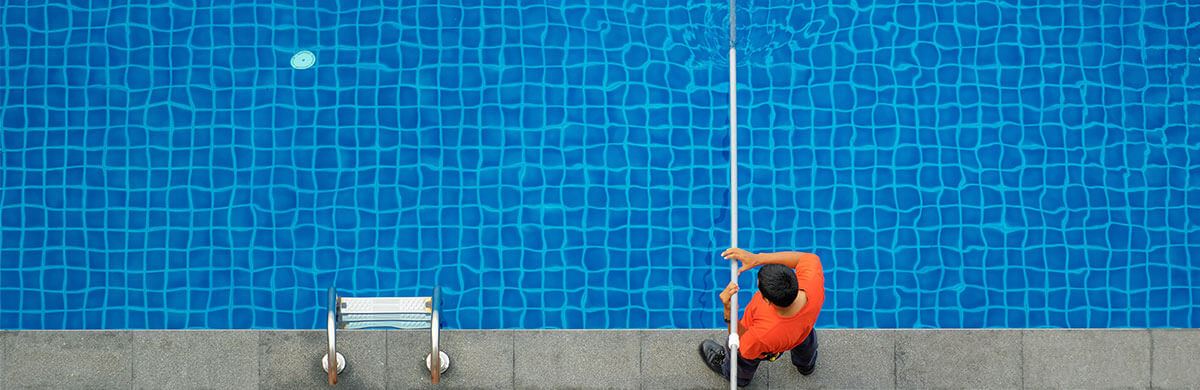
{"left": 0, "top": 329, "right": 1197, "bottom": 389}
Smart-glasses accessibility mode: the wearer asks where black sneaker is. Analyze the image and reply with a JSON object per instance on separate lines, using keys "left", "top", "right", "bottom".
{"left": 698, "top": 339, "right": 729, "bottom": 378}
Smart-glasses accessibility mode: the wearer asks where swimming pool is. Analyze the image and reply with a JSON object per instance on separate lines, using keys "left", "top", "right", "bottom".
{"left": 1, "top": 0, "right": 1197, "bottom": 329}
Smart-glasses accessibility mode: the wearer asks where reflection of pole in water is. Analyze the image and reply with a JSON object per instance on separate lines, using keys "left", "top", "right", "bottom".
{"left": 682, "top": 0, "right": 810, "bottom": 68}
{"left": 729, "top": 0, "right": 736, "bottom": 48}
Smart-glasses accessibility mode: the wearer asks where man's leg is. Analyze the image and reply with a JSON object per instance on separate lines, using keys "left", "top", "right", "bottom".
{"left": 733, "top": 352, "right": 761, "bottom": 387}
{"left": 790, "top": 329, "right": 819, "bottom": 375}
{"left": 699, "top": 339, "right": 761, "bottom": 387}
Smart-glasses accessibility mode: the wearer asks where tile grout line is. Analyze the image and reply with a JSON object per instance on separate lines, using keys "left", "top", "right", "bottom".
{"left": 255, "top": 332, "right": 262, "bottom": 390}
{"left": 384, "top": 331, "right": 390, "bottom": 390}
{"left": 383, "top": 331, "right": 389, "bottom": 390}
{"left": 1019, "top": 330, "right": 1025, "bottom": 390}
{"left": 2, "top": 332, "right": 6, "bottom": 390}
{"left": 511, "top": 331, "right": 516, "bottom": 390}
{"left": 637, "top": 332, "right": 643, "bottom": 390}
{"left": 1, "top": 332, "right": 5, "bottom": 390}
{"left": 128, "top": 331, "right": 134, "bottom": 390}
{"left": 256, "top": 333, "right": 263, "bottom": 390}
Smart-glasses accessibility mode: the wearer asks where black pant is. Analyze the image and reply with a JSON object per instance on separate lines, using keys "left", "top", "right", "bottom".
{"left": 727, "top": 329, "right": 818, "bottom": 387}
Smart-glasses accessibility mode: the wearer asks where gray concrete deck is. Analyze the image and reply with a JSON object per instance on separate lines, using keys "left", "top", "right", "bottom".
{"left": 0, "top": 329, "right": 1193, "bottom": 389}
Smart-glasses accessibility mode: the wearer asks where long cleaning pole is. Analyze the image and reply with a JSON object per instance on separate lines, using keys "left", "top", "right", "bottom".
{"left": 727, "top": 0, "right": 739, "bottom": 389}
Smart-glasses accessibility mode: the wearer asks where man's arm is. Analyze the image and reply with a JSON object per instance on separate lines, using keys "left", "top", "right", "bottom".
{"left": 724, "top": 303, "right": 749, "bottom": 337}
{"left": 720, "top": 281, "right": 737, "bottom": 323}
{"left": 722, "top": 248, "right": 818, "bottom": 273}
{"left": 719, "top": 282, "right": 749, "bottom": 337}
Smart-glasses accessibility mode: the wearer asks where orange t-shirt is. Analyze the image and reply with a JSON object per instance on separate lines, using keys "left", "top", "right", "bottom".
{"left": 737, "top": 252, "right": 825, "bottom": 360}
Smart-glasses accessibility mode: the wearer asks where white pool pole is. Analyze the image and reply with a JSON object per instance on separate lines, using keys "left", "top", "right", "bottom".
{"left": 727, "top": 0, "right": 739, "bottom": 389}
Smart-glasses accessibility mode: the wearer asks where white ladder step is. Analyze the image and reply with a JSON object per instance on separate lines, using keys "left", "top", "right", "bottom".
{"left": 340, "top": 313, "right": 431, "bottom": 323}
{"left": 340, "top": 297, "right": 431, "bottom": 314}
{"left": 343, "top": 319, "right": 432, "bottom": 330}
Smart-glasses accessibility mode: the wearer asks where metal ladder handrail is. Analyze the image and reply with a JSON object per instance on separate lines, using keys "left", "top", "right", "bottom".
{"left": 431, "top": 287, "right": 441, "bottom": 384}
{"left": 327, "top": 288, "right": 338, "bottom": 385}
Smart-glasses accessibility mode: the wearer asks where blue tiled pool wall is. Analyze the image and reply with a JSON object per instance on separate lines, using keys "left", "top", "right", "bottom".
{"left": 0, "top": 0, "right": 1197, "bottom": 329}
{"left": 736, "top": 0, "right": 1200, "bottom": 327}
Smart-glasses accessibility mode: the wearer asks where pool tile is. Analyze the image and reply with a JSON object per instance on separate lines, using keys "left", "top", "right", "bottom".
{"left": 260, "top": 330, "right": 387, "bottom": 390}
{"left": 1151, "top": 330, "right": 1200, "bottom": 389}
{"left": 2, "top": 331, "right": 131, "bottom": 390}
{"left": 513, "top": 330, "right": 639, "bottom": 390}
{"left": 897, "top": 330, "right": 1021, "bottom": 389}
{"left": 131, "top": 331, "right": 258, "bottom": 389}
{"left": 773, "top": 329, "right": 895, "bottom": 390}
{"left": 1023, "top": 329, "right": 1150, "bottom": 389}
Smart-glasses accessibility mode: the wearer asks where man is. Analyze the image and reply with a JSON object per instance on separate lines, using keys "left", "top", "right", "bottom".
{"left": 699, "top": 247, "right": 825, "bottom": 387}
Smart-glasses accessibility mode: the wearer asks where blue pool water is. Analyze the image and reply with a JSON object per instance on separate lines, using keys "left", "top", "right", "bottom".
{"left": 1, "top": 0, "right": 1198, "bottom": 329}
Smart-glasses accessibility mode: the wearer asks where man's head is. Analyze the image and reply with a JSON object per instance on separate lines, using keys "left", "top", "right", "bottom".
{"left": 757, "top": 264, "right": 798, "bottom": 307}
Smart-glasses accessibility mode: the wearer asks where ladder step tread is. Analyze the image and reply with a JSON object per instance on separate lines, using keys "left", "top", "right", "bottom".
{"left": 342, "top": 320, "right": 432, "bottom": 330}
{"left": 341, "top": 297, "right": 431, "bottom": 314}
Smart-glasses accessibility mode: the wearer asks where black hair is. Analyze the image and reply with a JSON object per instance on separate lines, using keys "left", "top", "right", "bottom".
{"left": 757, "top": 264, "right": 798, "bottom": 307}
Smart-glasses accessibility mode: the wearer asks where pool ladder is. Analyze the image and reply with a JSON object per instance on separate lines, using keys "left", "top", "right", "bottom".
{"left": 323, "top": 286, "right": 448, "bottom": 385}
